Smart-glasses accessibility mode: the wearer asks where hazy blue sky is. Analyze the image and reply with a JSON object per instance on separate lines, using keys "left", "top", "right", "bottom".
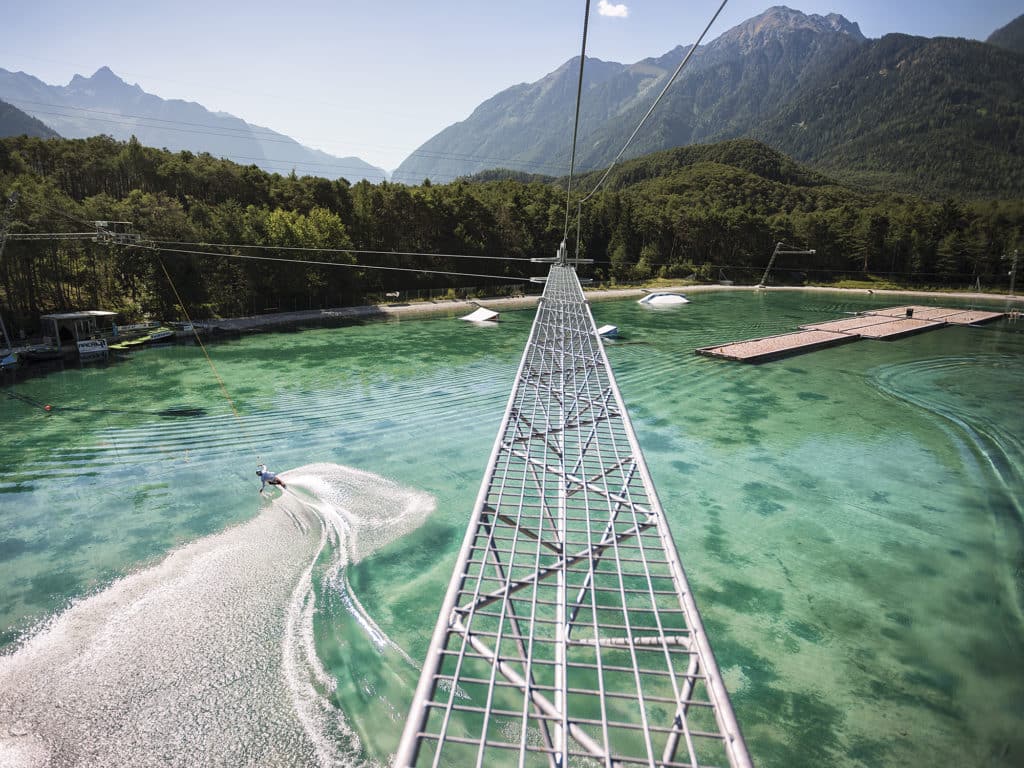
{"left": 4, "top": 1, "right": 1021, "bottom": 171}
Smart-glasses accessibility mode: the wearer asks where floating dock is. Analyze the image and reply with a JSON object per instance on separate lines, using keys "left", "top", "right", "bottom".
{"left": 801, "top": 315, "right": 943, "bottom": 340}
{"left": 695, "top": 329, "right": 858, "bottom": 363}
{"left": 698, "top": 305, "right": 1005, "bottom": 363}
{"left": 862, "top": 305, "right": 1004, "bottom": 325}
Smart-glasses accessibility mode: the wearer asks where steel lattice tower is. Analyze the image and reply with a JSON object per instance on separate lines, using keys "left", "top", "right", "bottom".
{"left": 396, "top": 264, "right": 751, "bottom": 768}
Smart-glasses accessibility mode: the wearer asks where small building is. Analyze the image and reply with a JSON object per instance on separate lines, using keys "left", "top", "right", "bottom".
{"left": 40, "top": 310, "right": 117, "bottom": 358}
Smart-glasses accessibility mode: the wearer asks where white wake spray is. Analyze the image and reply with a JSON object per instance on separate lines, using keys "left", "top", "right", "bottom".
{"left": 0, "top": 463, "right": 434, "bottom": 767}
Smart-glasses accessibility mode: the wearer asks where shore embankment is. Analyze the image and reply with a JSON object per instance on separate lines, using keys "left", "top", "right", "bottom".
{"left": 206, "top": 284, "right": 1021, "bottom": 334}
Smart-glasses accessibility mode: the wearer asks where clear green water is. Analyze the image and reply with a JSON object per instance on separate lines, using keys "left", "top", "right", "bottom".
{"left": 0, "top": 292, "right": 1021, "bottom": 766}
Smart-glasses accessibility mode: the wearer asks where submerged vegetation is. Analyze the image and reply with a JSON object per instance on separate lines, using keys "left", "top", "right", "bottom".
{"left": 0, "top": 135, "right": 1021, "bottom": 332}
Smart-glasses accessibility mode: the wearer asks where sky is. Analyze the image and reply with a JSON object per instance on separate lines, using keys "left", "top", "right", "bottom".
{"left": 3, "top": 0, "right": 1021, "bottom": 172}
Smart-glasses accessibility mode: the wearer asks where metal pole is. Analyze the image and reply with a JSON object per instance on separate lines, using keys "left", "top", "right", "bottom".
{"left": 0, "top": 192, "right": 17, "bottom": 268}
{"left": 757, "top": 242, "right": 782, "bottom": 288}
{"left": 0, "top": 194, "right": 18, "bottom": 353}
{"left": 758, "top": 242, "right": 815, "bottom": 288}
{"left": 1010, "top": 250, "right": 1019, "bottom": 297}
{"left": 396, "top": 264, "right": 753, "bottom": 767}
{"left": 0, "top": 313, "right": 11, "bottom": 353}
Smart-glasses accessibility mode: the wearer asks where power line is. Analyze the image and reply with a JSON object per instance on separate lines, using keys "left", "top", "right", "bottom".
{"left": 7, "top": 225, "right": 996, "bottom": 283}
{"left": 129, "top": 242, "right": 529, "bottom": 283}
{"left": 562, "top": 0, "right": 592, "bottom": 246}
{"left": 5, "top": 98, "right": 571, "bottom": 182}
{"left": 8, "top": 194, "right": 99, "bottom": 231}
{"left": 577, "top": 0, "right": 729, "bottom": 207}
{"left": 15, "top": 228, "right": 1005, "bottom": 281}
{"left": 149, "top": 239, "right": 534, "bottom": 263}
{"left": 6, "top": 98, "right": 324, "bottom": 142}
{"left": 5, "top": 105, "right": 388, "bottom": 179}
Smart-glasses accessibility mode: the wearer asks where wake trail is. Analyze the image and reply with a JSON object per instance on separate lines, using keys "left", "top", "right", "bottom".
{"left": 0, "top": 463, "right": 435, "bottom": 768}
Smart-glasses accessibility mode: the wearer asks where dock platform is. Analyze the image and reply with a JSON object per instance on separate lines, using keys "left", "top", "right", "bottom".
{"left": 850, "top": 317, "right": 944, "bottom": 339}
{"left": 800, "top": 314, "right": 944, "bottom": 339}
{"left": 697, "top": 329, "right": 857, "bottom": 362}
{"left": 699, "top": 305, "right": 1005, "bottom": 363}
{"left": 799, "top": 315, "right": 903, "bottom": 334}
{"left": 863, "top": 306, "right": 1004, "bottom": 325}
{"left": 865, "top": 305, "right": 962, "bottom": 321}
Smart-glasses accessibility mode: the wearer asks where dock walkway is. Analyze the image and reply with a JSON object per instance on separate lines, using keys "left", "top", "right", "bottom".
{"left": 396, "top": 265, "right": 752, "bottom": 768}
{"left": 698, "top": 305, "right": 1005, "bottom": 363}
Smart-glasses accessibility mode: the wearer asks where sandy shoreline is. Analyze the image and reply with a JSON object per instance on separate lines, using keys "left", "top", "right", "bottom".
{"left": 207, "top": 284, "right": 1021, "bottom": 333}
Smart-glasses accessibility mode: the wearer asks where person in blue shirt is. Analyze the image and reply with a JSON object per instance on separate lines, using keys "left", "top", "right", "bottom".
{"left": 257, "top": 464, "right": 287, "bottom": 492}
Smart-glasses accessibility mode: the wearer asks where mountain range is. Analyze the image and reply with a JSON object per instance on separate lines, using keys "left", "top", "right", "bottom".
{"left": 393, "top": 6, "right": 1024, "bottom": 199}
{"left": 1, "top": 6, "right": 1021, "bottom": 199}
{"left": 0, "top": 67, "right": 387, "bottom": 184}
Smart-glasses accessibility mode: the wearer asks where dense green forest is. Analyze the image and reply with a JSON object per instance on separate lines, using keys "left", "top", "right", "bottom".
{"left": 0, "top": 135, "right": 1021, "bottom": 332}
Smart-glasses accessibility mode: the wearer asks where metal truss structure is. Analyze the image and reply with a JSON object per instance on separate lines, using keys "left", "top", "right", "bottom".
{"left": 396, "top": 263, "right": 751, "bottom": 768}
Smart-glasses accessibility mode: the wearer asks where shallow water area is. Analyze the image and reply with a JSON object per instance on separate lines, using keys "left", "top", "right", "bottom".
{"left": 1, "top": 290, "right": 1022, "bottom": 767}
{"left": 597, "top": 291, "right": 1024, "bottom": 766}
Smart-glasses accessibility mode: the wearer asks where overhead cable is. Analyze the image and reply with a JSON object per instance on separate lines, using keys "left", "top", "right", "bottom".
{"left": 128, "top": 242, "right": 528, "bottom": 283}
{"left": 578, "top": 0, "right": 729, "bottom": 205}
{"left": 149, "top": 239, "right": 530, "bottom": 262}
{"left": 7, "top": 99, "right": 570, "bottom": 181}
{"left": 562, "top": 0, "right": 592, "bottom": 244}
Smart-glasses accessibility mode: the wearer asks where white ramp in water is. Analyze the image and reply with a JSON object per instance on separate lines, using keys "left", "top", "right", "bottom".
{"left": 460, "top": 307, "right": 499, "bottom": 322}
{"left": 639, "top": 291, "right": 689, "bottom": 306}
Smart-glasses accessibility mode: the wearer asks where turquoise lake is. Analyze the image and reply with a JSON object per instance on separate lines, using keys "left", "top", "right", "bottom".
{"left": 1, "top": 290, "right": 1022, "bottom": 767}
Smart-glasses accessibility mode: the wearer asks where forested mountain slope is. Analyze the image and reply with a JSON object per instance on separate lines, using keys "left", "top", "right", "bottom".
{"left": 752, "top": 34, "right": 1024, "bottom": 198}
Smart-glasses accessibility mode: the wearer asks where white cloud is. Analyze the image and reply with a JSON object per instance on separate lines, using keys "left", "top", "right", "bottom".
{"left": 597, "top": 0, "right": 629, "bottom": 18}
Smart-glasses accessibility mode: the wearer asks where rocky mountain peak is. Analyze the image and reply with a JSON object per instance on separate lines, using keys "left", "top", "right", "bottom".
{"left": 90, "top": 66, "right": 120, "bottom": 81}
{"left": 67, "top": 66, "right": 143, "bottom": 96}
{"left": 716, "top": 6, "right": 864, "bottom": 52}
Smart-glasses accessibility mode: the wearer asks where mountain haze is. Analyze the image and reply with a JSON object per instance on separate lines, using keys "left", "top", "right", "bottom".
{"left": 0, "top": 98, "right": 60, "bottom": 139}
{"left": 0, "top": 67, "right": 387, "bottom": 183}
{"left": 391, "top": 56, "right": 629, "bottom": 184}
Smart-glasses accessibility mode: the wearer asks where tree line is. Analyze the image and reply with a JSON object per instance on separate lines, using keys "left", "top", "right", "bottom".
{"left": 0, "top": 135, "right": 1021, "bottom": 332}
